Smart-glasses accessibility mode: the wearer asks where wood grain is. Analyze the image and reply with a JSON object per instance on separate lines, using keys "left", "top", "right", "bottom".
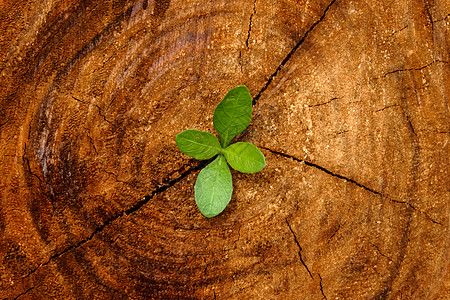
{"left": 0, "top": 0, "right": 448, "bottom": 298}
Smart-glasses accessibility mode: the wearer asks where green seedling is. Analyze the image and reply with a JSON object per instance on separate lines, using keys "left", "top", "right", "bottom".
{"left": 176, "top": 86, "right": 265, "bottom": 218}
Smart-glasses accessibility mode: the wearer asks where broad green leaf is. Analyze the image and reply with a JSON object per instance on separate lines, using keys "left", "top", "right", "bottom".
{"left": 195, "top": 155, "right": 233, "bottom": 218}
{"left": 213, "top": 85, "right": 252, "bottom": 147}
{"left": 176, "top": 129, "right": 222, "bottom": 160}
{"left": 223, "top": 142, "right": 265, "bottom": 173}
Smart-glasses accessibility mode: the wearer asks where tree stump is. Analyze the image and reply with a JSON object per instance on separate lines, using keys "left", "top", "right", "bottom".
{"left": 0, "top": 0, "right": 448, "bottom": 299}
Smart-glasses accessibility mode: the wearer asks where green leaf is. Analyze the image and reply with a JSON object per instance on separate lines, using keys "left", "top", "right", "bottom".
{"left": 195, "top": 155, "right": 233, "bottom": 218}
{"left": 223, "top": 142, "right": 265, "bottom": 173}
{"left": 176, "top": 129, "right": 222, "bottom": 160}
{"left": 213, "top": 85, "right": 252, "bottom": 147}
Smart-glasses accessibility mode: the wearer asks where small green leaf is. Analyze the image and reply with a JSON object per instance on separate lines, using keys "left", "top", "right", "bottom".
{"left": 213, "top": 85, "right": 252, "bottom": 147}
{"left": 195, "top": 155, "right": 233, "bottom": 218}
{"left": 176, "top": 129, "right": 222, "bottom": 160}
{"left": 223, "top": 142, "right": 265, "bottom": 173}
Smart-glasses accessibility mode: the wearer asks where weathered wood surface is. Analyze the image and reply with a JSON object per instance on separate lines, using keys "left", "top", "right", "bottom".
{"left": 0, "top": 0, "right": 448, "bottom": 299}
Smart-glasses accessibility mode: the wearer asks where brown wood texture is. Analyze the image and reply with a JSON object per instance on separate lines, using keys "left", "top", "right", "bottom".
{"left": 0, "top": 0, "right": 449, "bottom": 299}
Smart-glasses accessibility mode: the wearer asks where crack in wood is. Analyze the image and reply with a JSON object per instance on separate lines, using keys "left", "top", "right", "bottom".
{"left": 318, "top": 273, "right": 328, "bottom": 300}
{"left": 72, "top": 96, "right": 112, "bottom": 124}
{"left": 375, "top": 104, "right": 401, "bottom": 112}
{"left": 86, "top": 131, "right": 99, "bottom": 155}
{"left": 17, "top": 160, "right": 207, "bottom": 294}
{"left": 369, "top": 242, "right": 394, "bottom": 262}
{"left": 285, "top": 219, "right": 314, "bottom": 279}
{"left": 306, "top": 97, "right": 340, "bottom": 108}
{"left": 374, "top": 103, "right": 417, "bottom": 136}
{"left": 327, "top": 223, "right": 342, "bottom": 242}
{"left": 245, "top": 0, "right": 257, "bottom": 48}
{"left": 384, "top": 24, "right": 408, "bottom": 41}
{"left": 424, "top": 2, "right": 434, "bottom": 30}
{"left": 376, "top": 60, "right": 449, "bottom": 79}
{"left": 13, "top": 286, "right": 34, "bottom": 300}
{"left": 261, "top": 147, "right": 443, "bottom": 225}
{"left": 431, "top": 13, "right": 449, "bottom": 23}
{"left": 253, "top": 0, "right": 338, "bottom": 105}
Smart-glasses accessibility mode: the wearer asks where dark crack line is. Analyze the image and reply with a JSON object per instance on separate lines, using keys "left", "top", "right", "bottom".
{"left": 238, "top": 50, "right": 243, "bottom": 73}
{"left": 252, "top": 0, "right": 337, "bottom": 105}
{"left": 95, "top": 104, "right": 112, "bottom": 124}
{"left": 375, "top": 104, "right": 416, "bottom": 136}
{"left": 318, "top": 273, "right": 328, "bottom": 300}
{"left": 424, "top": 3, "right": 434, "bottom": 30}
{"left": 125, "top": 161, "right": 209, "bottom": 215}
{"left": 20, "top": 160, "right": 207, "bottom": 287}
{"left": 431, "top": 14, "right": 449, "bottom": 24}
{"left": 72, "top": 95, "right": 87, "bottom": 104}
{"left": 203, "top": 257, "right": 208, "bottom": 276}
{"left": 245, "top": 0, "right": 256, "bottom": 48}
{"left": 105, "top": 96, "right": 117, "bottom": 112}
{"left": 286, "top": 219, "right": 314, "bottom": 279}
{"left": 13, "top": 286, "right": 34, "bottom": 300}
{"left": 86, "top": 131, "right": 99, "bottom": 155}
{"left": 72, "top": 96, "right": 112, "bottom": 124}
{"left": 405, "top": 114, "right": 416, "bottom": 136}
{"left": 375, "top": 104, "right": 401, "bottom": 112}
{"left": 23, "top": 153, "right": 45, "bottom": 185}
{"left": 369, "top": 242, "right": 394, "bottom": 262}
{"left": 92, "top": 54, "right": 115, "bottom": 74}
{"left": 384, "top": 25, "right": 408, "bottom": 40}
{"left": 306, "top": 97, "right": 340, "bottom": 108}
{"left": 327, "top": 223, "right": 343, "bottom": 242}
{"left": 378, "top": 60, "right": 448, "bottom": 79}
{"left": 22, "top": 144, "right": 56, "bottom": 211}
{"left": 261, "top": 147, "right": 443, "bottom": 225}
{"left": 262, "top": 147, "right": 382, "bottom": 195}
{"left": 330, "top": 129, "right": 349, "bottom": 136}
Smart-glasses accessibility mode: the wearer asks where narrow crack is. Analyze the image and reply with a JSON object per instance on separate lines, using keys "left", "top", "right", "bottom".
{"left": 375, "top": 104, "right": 401, "bottom": 112}
{"left": 72, "top": 95, "right": 112, "bottom": 125}
{"left": 327, "top": 223, "right": 342, "bottom": 242}
{"left": 203, "top": 257, "right": 208, "bottom": 276}
{"left": 405, "top": 115, "right": 416, "bottom": 136}
{"left": 71, "top": 95, "right": 87, "bottom": 104}
{"left": 424, "top": 3, "right": 434, "bottom": 30}
{"left": 22, "top": 143, "right": 56, "bottom": 211}
{"left": 384, "top": 25, "right": 408, "bottom": 41}
{"left": 245, "top": 0, "right": 256, "bottom": 48}
{"left": 95, "top": 104, "right": 112, "bottom": 125}
{"left": 238, "top": 50, "right": 243, "bottom": 73}
{"left": 13, "top": 286, "right": 34, "bottom": 300}
{"left": 374, "top": 104, "right": 416, "bottom": 136}
{"left": 369, "top": 242, "right": 394, "bottom": 262}
{"left": 377, "top": 60, "right": 448, "bottom": 79}
{"left": 330, "top": 129, "right": 349, "bottom": 137}
{"left": 431, "top": 14, "right": 449, "bottom": 24}
{"left": 92, "top": 54, "right": 115, "bottom": 74}
{"left": 285, "top": 219, "right": 314, "bottom": 279}
{"left": 306, "top": 97, "right": 340, "bottom": 108}
{"left": 23, "top": 153, "right": 46, "bottom": 185}
{"left": 318, "top": 273, "right": 328, "bottom": 300}
{"left": 261, "top": 147, "right": 443, "bottom": 225}
{"left": 253, "top": 0, "right": 337, "bottom": 105}
{"left": 20, "top": 160, "right": 207, "bottom": 286}
{"left": 86, "top": 131, "right": 98, "bottom": 155}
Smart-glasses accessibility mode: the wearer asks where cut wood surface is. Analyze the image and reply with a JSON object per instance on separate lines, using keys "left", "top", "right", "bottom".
{"left": 0, "top": 0, "right": 448, "bottom": 299}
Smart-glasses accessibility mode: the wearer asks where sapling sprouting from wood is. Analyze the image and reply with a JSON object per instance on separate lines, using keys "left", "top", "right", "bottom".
{"left": 176, "top": 85, "right": 265, "bottom": 217}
